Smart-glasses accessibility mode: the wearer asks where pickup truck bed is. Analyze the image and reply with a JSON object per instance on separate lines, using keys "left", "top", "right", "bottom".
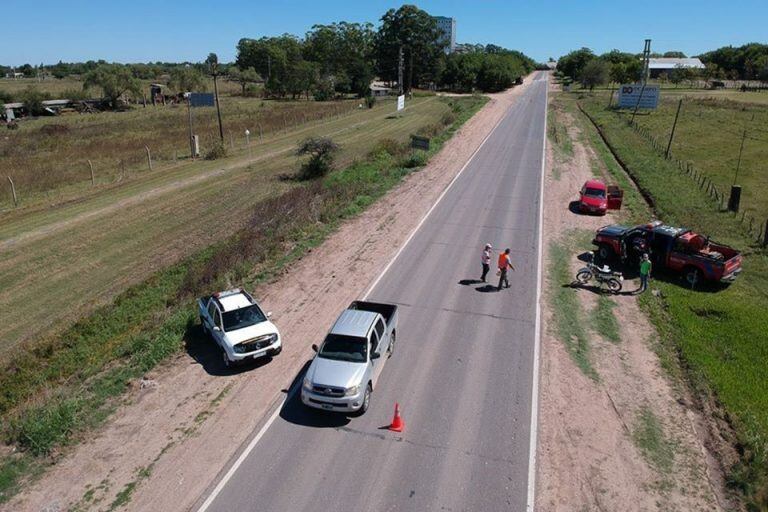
{"left": 348, "top": 300, "right": 397, "bottom": 326}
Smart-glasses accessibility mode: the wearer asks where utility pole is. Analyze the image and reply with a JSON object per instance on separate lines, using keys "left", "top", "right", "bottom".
{"left": 397, "top": 46, "right": 404, "bottom": 95}
{"left": 641, "top": 38, "right": 651, "bottom": 86}
{"left": 206, "top": 53, "right": 225, "bottom": 143}
{"left": 665, "top": 98, "right": 683, "bottom": 158}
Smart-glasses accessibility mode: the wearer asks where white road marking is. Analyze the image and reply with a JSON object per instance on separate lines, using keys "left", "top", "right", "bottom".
{"left": 526, "top": 73, "right": 548, "bottom": 512}
{"left": 196, "top": 90, "right": 516, "bottom": 512}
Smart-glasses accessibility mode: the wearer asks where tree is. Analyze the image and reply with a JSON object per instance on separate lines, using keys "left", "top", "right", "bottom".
{"left": 296, "top": 137, "right": 340, "bottom": 180}
{"left": 755, "top": 55, "right": 768, "bottom": 84}
{"left": 236, "top": 35, "right": 304, "bottom": 98}
{"left": 663, "top": 51, "right": 687, "bottom": 58}
{"left": 168, "top": 66, "right": 206, "bottom": 93}
{"left": 581, "top": 59, "right": 610, "bottom": 90}
{"left": 83, "top": 64, "right": 142, "bottom": 107}
{"left": 374, "top": 5, "right": 443, "bottom": 92}
{"left": 228, "top": 66, "right": 262, "bottom": 95}
{"left": 557, "top": 47, "right": 596, "bottom": 82}
{"left": 304, "top": 22, "right": 376, "bottom": 97}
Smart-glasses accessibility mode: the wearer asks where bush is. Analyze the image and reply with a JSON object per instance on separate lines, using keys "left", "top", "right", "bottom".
{"left": 19, "top": 87, "right": 51, "bottom": 116}
{"left": 365, "top": 95, "right": 376, "bottom": 109}
{"left": 296, "top": 137, "right": 340, "bottom": 180}
{"left": 369, "top": 138, "right": 407, "bottom": 158}
{"left": 402, "top": 151, "right": 427, "bottom": 168}
{"left": 0, "top": 89, "right": 13, "bottom": 103}
{"left": 204, "top": 141, "right": 227, "bottom": 160}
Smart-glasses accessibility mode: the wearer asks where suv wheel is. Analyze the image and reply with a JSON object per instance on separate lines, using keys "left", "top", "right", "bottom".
{"left": 358, "top": 384, "right": 372, "bottom": 415}
{"left": 222, "top": 351, "right": 231, "bottom": 368}
{"left": 388, "top": 330, "right": 397, "bottom": 357}
{"left": 685, "top": 267, "right": 702, "bottom": 287}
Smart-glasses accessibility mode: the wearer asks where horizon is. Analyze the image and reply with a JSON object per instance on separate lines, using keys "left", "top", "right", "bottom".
{"left": 2, "top": 0, "right": 767, "bottom": 66}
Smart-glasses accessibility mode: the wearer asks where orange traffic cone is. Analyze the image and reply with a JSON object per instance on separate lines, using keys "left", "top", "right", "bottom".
{"left": 389, "top": 402, "right": 404, "bottom": 432}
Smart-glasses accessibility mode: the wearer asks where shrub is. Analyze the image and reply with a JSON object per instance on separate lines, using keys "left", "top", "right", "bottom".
{"left": 365, "top": 95, "right": 376, "bottom": 109}
{"left": 0, "top": 89, "right": 13, "bottom": 103}
{"left": 368, "top": 138, "right": 407, "bottom": 158}
{"left": 296, "top": 137, "right": 340, "bottom": 180}
{"left": 204, "top": 141, "right": 227, "bottom": 160}
{"left": 401, "top": 151, "right": 427, "bottom": 168}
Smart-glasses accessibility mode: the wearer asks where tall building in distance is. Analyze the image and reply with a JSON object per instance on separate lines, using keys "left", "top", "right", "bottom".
{"left": 432, "top": 16, "right": 456, "bottom": 54}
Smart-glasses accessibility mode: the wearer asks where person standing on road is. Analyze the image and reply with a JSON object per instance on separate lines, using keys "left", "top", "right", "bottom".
{"left": 497, "top": 248, "right": 516, "bottom": 290}
{"left": 481, "top": 243, "right": 492, "bottom": 282}
{"left": 638, "top": 253, "right": 652, "bottom": 293}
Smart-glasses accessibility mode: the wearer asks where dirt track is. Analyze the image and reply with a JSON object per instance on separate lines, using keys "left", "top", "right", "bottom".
{"left": 2, "top": 82, "right": 531, "bottom": 512}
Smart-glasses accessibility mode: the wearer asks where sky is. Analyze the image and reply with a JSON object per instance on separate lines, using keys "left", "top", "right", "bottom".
{"left": 2, "top": 0, "right": 767, "bottom": 66}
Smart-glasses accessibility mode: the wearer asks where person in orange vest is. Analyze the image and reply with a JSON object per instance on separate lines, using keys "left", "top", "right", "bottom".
{"left": 497, "top": 248, "right": 516, "bottom": 290}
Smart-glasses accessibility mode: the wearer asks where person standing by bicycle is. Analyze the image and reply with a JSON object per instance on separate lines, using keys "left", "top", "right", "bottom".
{"left": 638, "top": 253, "right": 652, "bottom": 293}
{"left": 497, "top": 248, "right": 516, "bottom": 290}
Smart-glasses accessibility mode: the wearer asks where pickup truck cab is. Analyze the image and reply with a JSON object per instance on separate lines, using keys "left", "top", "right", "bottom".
{"left": 302, "top": 301, "right": 398, "bottom": 415}
{"left": 593, "top": 221, "right": 742, "bottom": 284}
{"left": 198, "top": 289, "right": 281, "bottom": 367}
{"left": 578, "top": 179, "right": 623, "bottom": 215}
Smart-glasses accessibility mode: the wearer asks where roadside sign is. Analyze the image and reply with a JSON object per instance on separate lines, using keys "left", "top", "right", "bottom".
{"left": 397, "top": 94, "right": 405, "bottom": 111}
{"left": 618, "top": 84, "right": 660, "bottom": 109}
{"left": 410, "top": 135, "right": 430, "bottom": 151}
{"left": 189, "top": 92, "right": 215, "bottom": 107}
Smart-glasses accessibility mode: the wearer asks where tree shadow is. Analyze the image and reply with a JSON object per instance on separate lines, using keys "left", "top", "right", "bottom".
{"left": 184, "top": 319, "right": 276, "bottom": 377}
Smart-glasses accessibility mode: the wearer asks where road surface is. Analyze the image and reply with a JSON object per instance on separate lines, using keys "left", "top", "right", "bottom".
{"left": 198, "top": 72, "right": 548, "bottom": 512}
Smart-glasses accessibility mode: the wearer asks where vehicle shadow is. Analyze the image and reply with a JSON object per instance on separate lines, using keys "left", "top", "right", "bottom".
{"left": 279, "top": 361, "right": 352, "bottom": 429}
{"left": 184, "top": 320, "right": 274, "bottom": 377}
{"left": 566, "top": 282, "right": 636, "bottom": 296}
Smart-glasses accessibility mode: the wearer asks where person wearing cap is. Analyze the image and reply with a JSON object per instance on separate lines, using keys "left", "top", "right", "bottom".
{"left": 638, "top": 253, "right": 652, "bottom": 293}
{"left": 480, "top": 243, "right": 493, "bottom": 282}
{"left": 497, "top": 248, "right": 516, "bottom": 290}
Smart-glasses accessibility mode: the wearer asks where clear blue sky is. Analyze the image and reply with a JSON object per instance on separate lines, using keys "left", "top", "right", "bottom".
{"left": 3, "top": 0, "right": 766, "bottom": 66}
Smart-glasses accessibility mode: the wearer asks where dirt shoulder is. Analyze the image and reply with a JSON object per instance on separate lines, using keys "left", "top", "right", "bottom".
{"left": 535, "top": 81, "right": 732, "bottom": 510}
{"left": 2, "top": 80, "right": 532, "bottom": 512}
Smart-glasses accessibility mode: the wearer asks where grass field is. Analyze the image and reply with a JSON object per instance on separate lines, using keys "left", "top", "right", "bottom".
{"left": 0, "top": 95, "right": 487, "bottom": 502}
{"left": 0, "top": 95, "right": 450, "bottom": 357}
{"left": 565, "top": 91, "right": 768, "bottom": 509}
{"left": 0, "top": 95, "right": 361, "bottom": 206}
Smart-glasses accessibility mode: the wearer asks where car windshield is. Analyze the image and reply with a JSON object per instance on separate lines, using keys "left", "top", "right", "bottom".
{"left": 221, "top": 305, "right": 266, "bottom": 331}
{"left": 585, "top": 187, "right": 606, "bottom": 198}
{"left": 318, "top": 334, "right": 368, "bottom": 363}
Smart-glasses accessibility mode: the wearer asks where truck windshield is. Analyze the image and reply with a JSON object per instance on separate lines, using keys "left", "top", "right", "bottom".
{"left": 222, "top": 305, "right": 266, "bottom": 331}
{"left": 319, "top": 334, "right": 368, "bottom": 363}
{"left": 585, "top": 187, "right": 606, "bottom": 198}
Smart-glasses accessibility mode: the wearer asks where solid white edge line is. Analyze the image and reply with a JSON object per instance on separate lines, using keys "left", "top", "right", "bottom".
{"left": 526, "top": 72, "right": 548, "bottom": 512}
{"left": 196, "top": 90, "right": 514, "bottom": 512}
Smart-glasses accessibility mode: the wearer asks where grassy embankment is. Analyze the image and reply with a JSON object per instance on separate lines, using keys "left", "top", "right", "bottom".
{"left": 570, "top": 91, "right": 768, "bottom": 510}
{"left": 0, "top": 96, "right": 444, "bottom": 356}
{"left": 0, "top": 94, "right": 488, "bottom": 502}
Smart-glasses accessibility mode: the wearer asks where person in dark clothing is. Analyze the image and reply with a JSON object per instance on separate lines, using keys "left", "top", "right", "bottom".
{"left": 497, "top": 248, "right": 516, "bottom": 290}
{"left": 480, "top": 243, "right": 492, "bottom": 282}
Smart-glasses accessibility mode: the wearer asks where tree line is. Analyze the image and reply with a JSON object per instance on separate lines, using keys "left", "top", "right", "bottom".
{"left": 234, "top": 4, "right": 534, "bottom": 99}
{"left": 557, "top": 43, "right": 768, "bottom": 90}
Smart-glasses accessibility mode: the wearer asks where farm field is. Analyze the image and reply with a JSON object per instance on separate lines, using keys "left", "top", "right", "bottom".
{"left": 0, "top": 95, "right": 451, "bottom": 356}
{"left": 0, "top": 94, "right": 358, "bottom": 207}
{"left": 573, "top": 92, "right": 768, "bottom": 509}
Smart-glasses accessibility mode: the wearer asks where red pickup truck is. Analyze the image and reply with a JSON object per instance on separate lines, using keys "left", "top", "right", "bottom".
{"left": 593, "top": 221, "right": 742, "bottom": 285}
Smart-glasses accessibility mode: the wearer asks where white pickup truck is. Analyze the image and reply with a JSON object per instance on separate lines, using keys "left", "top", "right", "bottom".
{"left": 198, "top": 288, "right": 281, "bottom": 367}
{"left": 301, "top": 301, "right": 398, "bottom": 415}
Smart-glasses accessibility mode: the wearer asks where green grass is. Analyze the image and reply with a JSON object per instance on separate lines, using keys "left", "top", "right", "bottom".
{"left": 632, "top": 406, "right": 676, "bottom": 475}
{"left": 548, "top": 232, "right": 598, "bottom": 381}
{"left": 592, "top": 295, "right": 621, "bottom": 344}
{"left": 0, "top": 95, "right": 488, "bottom": 504}
{"left": 570, "top": 91, "right": 768, "bottom": 510}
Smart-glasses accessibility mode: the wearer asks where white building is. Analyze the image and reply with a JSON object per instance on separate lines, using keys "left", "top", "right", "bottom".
{"left": 432, "top": 16, "right": 456, "bottom": 54}
{"left": 648, "top": 58, "right": 704, "bottom": 78}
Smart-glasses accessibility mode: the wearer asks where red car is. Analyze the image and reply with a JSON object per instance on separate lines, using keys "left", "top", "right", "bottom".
{"left": 578, "top": 179, "right": 623, "bottom": 215}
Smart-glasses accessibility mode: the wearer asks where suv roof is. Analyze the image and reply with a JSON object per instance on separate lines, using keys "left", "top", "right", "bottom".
{"left": 330, "top": 309, "right": 379, "bottom": 338}
{"left": 215, "top": 290, "right": 254, "bottom": 313}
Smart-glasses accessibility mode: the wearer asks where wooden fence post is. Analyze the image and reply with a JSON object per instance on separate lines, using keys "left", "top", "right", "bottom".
{"left": 88, "top": 159, "right": 95, "bottom": 186}
{"left": 763, "top": 220, "right": 768, "bottom": 247}
{"left": 7, "top": 176, "right": 18, "bottom": 206}
{"left": 145, "top": 146, "right": 153, "bottom": 171}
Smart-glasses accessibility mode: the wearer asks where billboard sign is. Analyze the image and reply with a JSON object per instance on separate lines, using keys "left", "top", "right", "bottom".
{"left": 618, "top": 84, "right": 660, "bottom": 109}
{"left": 397, "top": 94, "right": 405, "bottom": 111}
{"left": 189, "top": 92, "right": 215, "bottom": 107}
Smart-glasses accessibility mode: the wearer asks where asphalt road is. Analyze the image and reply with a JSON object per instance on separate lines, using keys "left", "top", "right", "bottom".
{"left": 199, "top": 72, "right": 548, "bottom": 512}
